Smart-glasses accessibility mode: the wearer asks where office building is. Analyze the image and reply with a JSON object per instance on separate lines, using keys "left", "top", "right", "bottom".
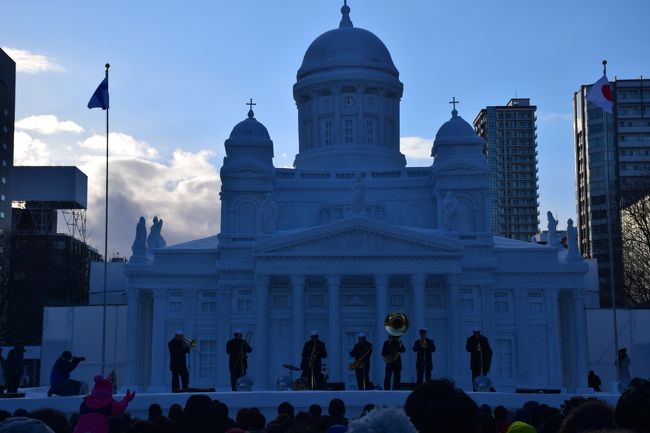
{"left": 574, "top": 78, "right": 650, "bottom": 306}
{"left": 474, "top": 99, "right": 540, "bottom": 240}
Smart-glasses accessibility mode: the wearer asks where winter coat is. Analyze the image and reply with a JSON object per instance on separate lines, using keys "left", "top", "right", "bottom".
{"left": 413, "top": 338, "right": 436, "bottom": 370}
{"left": 72, "top": 393, "right": 130, "bottom": 433}
{"left": 300, "top": 339, "right": 327, "bottom": 372}
{"left": 168, "top": 338, "right": 189, "bottom": 371}
{"left": 381, "top": 339, "right": 406, "bottom": 369}
{"left": 50, "top": 356, "right": 83, "bottom": 385}
{"left": 226, "top": 338, "right": 252, "bottom": 371}
{"left": 5, "top": 347, "right": 25, "bottom": 379}
{"left": 466, "top": 335, "right": 493, "bottom": 374}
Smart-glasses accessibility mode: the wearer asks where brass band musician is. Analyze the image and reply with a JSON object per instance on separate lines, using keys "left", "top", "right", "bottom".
{"left": 226, "top": 329, "right": 252, "bottom": 391}
{"left": 168, "top": 330, "right": 190, "bottom": 391}
{"left": 349, "top": 333, "right": 372, "bottom": 390}
{"left": 301, "top": 330, "right": 327, "bottom": 390}
{"left": 413, "top": 328, "right": 436, "bottom": 384}
{"left": 465, "top": 327, "right": 492, "bottom": 389}
{"left": 381, "top": 335, "right": 405, "bottom": 390}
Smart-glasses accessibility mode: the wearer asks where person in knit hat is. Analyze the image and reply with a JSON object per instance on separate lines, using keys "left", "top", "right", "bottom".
{"left": 72, "top": 374, "right": 135, "bottom": 433}
{"left": 506, "top": 421, "right": 537, "bottom": 433}
{"left": 0, "top": 417, "right": 54, "bottom": 433}
{"left": 347, "top": 407, "right": 417, "bottom": 433}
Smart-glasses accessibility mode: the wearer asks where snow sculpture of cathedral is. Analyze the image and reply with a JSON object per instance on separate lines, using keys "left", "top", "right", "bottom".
{"left": 125, "top": 4, "right": 589, "bottom": 392}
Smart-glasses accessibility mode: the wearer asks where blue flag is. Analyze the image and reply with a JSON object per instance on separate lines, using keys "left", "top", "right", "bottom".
{"left": 88, "top": 74, "right": 109, "bottom": 110}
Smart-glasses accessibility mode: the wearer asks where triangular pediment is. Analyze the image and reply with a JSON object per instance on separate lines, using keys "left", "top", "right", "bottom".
{"left": 253, "top": 217, "right": 463, "bottom": 258}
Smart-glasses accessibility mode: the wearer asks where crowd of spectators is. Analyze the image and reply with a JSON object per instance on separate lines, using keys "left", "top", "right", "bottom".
{"left": 0, "top": 378, "right": 648, "bottom": 433}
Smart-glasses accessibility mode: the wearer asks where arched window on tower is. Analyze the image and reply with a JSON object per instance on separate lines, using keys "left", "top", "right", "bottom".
{"left": 236, "top": 201, "right": 257, "bottom": 233}
{"left": 365, "top": 118, "right": 377, "bottom": 145}
{"left": 344, "top": 117, "right": 355, "bottom": 144}
{"left": 322, "top": 118, "right": 333, "bottom": 146}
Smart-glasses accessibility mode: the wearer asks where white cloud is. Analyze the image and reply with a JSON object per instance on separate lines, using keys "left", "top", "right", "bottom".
{"left": 13, "top": 127, "right": 221, "bottom": 258}
{"left": 400, "top": 136, "right": 433, "bottom": 160}
{"left": 1, "top": 47, "right": 64, "bottom": 74}
{"left": 79, "top": 132, "right": 159, "bottom": 159}
{"left": 16, "top": 115, "right": 84, "bottom": 134}
{"left": 538, "top": 112, "right": 572, "bottom": 123}
{"left": 14, "top": 131, "right": 52, "bottom": 165}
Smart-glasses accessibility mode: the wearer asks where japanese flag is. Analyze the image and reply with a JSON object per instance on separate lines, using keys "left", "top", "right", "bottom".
{"left": 586, "top": 74, "right": 613, "bottom": 113}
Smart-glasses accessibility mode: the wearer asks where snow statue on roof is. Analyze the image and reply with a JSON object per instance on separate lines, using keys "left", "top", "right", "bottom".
{"left": 351, "top": 176, "right": 366, "bottom": 215}
{"left": 260, "top": 193, "right": 278, "bottom": 234}
{"left": 131, "top": 216, "right": 147, "bottom": 257}
{"left": 547, "top": 211, "right": 559, "bottom": 247}
{"left": 566, "top": 218, "right": 581, "bottom": 261}
{"left": 443, "top": 192, "right": 459, "bottom": 232}
{"left": 147, "top": 216, "right": 167, "bottom": 249}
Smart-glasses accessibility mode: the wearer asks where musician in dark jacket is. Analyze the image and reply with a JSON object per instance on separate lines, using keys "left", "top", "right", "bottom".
{"left": 381, "top": 335, "right": 405, "bottom": 390}
{"left": 301, "top": 331, "right": 327, "bottom": 390}
{"left": 168, "top": 330, "right": 190, "bottom": 391}
{"left": 413, "top": 328, "right": 436, "bottom": 384}
{"left": 465, "top": 327, "right": 492, "bottom": 389}
{"left": 226, "top": 329, "right": 253, "bottom": 391}
{"left": 5, "top": 343, "right": 25, "bottom": 393}
{"left": 349, "top": 333, "right": 372, "bottom": 390}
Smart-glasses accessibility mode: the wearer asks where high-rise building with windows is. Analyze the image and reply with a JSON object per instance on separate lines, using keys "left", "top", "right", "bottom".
{"left": 473, "top": 98, "right": 540, "bottom": 240}
{"left": 0, "top": 48, "right": 16, "bottom": 329}
{"left": 574, "top": 78, "right": 650, "bottom": 307}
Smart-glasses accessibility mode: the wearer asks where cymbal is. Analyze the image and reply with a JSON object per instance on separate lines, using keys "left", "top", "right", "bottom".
{"left": 282, "top": 364, "right": 301, "bottom": 371}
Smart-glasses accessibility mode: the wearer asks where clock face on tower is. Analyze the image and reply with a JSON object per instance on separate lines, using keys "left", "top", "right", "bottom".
{"left": 342, "top": 94, "right": 356, "bottom": 110}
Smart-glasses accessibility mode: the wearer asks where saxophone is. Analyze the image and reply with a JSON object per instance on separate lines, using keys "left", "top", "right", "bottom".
{"left": 349, "top": 343, "right": 371, "bottom": 371}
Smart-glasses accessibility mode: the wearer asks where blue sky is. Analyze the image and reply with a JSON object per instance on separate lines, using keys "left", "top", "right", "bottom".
{"left": 2, "top": 0, "right": 649, "bottom": 256}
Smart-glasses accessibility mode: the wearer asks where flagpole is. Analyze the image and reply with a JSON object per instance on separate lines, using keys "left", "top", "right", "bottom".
{"left": 101, "top": 63, "right": 110, "bottom": 377}
{"left": 601, "top": 59, "right": 620, "bottom": 382}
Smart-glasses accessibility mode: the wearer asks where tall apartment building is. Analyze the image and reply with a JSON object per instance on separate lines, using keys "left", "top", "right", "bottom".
{"left": 474, "top": 98, "right": 540, "bottom": 240}
{"left": 574, "top": 78, "right": 650, "bottom": 307}
{"left": 0, "top": 48, "right": 16, "bottom": 335}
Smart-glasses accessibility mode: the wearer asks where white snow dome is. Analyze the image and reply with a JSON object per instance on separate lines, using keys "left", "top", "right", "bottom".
{"left": 296, "top": 3, "right": 399, "bottom": 81}
{"left": 432, "top": 109, "right": 485, "bottom": 161}
{"left": 225, "top": 108, "right": 274, "bottom": 160}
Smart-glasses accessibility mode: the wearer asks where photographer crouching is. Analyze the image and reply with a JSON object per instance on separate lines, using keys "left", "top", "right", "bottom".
{"left": 48, "top": 351, "right": 85, "bottom": 396}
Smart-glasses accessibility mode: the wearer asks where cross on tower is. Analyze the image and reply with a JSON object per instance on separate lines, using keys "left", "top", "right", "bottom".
{"left": 246, "top": 98, "right": 256, "bottom": 110}
{"left": 449, "top": 97, "right": 460, "bottom": 111}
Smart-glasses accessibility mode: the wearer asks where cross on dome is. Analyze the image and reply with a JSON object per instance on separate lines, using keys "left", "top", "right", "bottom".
{"left": 246, "top": 98, "right": 256, "bottom": 118}
{"left": 449, "top": 97, "right": 460, "bottom": 116}
{"left": 340, "top": 0, "right": 353, "bottom": 28}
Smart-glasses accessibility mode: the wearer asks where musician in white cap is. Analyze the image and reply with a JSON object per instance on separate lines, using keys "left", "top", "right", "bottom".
{"left": 465, "top": 327, "right": 492, "bottom": 389}
{"left": 412, "top": 328, "right": 436, "bottom": 384}
{"left": 349, "top": 333, "right": 373, "bottom": 390}
{"left": 226, "top": 329, "right": 253, "bottom": 391}
{"left": 168, "top": 330, "right": 190, "bottom": 391}
{"left": 300, "top": 330, "right": 327, "bottom": 390}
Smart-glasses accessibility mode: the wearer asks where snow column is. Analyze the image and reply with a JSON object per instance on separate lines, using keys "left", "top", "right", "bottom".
{"left": 573, "top": 291, "right": 588, "bottom": 389}
{"left": 375, "top": 275, "right": 389, "bottom": 387}
{"left": 255, "top": 275, "right": 269, "bottom": 389}
{"left": 125, "top": 287, "right": 139, "bottom": 389}
{"left": 327, "top": 275, "right": 341, "bottom": 382}
{"left": 447, "top": 275, "right": 463, "bottom": 387}
{"left": 291, "top": 275, "right": 305, "bottom": 367}
{"left": 412, "top": 274, "right": 426, "bottom": 331}
{"left": 545, "top": 288, "right": 562, "bottom": 386}
{"left": 149, "top": 289, "right": 167, "bottom": 392}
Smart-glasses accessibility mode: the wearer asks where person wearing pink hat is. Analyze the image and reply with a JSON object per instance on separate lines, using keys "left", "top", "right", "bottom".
{"left": 72, "top": 375, "right": 135, "bottom": 433}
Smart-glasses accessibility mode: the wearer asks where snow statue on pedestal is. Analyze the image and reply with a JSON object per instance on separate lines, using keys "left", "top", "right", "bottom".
{"left": 566, "top": 218, "right": 582, "bottom": 261}
{"left": 260, "top": 193, "right": 278, "bottom": 234}
{"left": 443, "top": 192, "right": 459, "bottom": 232}
{"left": 351, "top": 176, "right": 366, "bottom": 215}
{"left": 131, "top": 217, "right": 147, "bottom": 257}
{"left": 547, "top": 211, "right": 559, "bottom": 247}
{"left": 147, "top": 216, "right": 167, "bottom": 249}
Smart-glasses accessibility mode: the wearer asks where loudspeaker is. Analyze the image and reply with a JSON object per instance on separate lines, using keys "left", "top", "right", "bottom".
{"left": 515, "top": 388, "right": 561, "bottom": 394}
{"left": 324, "top": 382, "right": 345, "bottom": 391}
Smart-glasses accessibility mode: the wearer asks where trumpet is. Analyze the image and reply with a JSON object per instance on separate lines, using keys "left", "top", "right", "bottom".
{"left": 183, "top": 337, "right": 197, "bottom": 349}
{"left": 420, "top": 338, "right": 428, "bottom": 349}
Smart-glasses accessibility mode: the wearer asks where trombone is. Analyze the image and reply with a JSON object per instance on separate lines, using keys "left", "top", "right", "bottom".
{"left": 183, "top": 336, "right": 197, "bottom": 349}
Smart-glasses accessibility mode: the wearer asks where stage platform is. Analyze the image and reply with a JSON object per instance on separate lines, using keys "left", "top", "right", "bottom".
{"left": 0, "top": 389, "right": 621, "bottom": 420}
